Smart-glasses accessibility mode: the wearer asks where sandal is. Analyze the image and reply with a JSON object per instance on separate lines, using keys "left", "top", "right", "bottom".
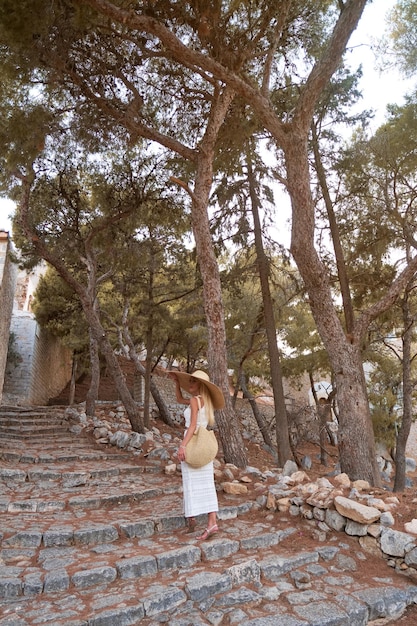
{"left": 197, "top": 524, "right": 219, "bottom": 541}
{"left": 185, "top": 517, "right": 196, "bottom": 534}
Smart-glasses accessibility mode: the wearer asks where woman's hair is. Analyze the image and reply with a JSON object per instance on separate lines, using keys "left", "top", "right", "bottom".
{"left": 200, "top": 384, "right": 215, "bottom": 426}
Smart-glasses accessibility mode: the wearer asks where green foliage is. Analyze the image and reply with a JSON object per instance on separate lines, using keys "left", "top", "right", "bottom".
{"left": 3, "top": 0, "right": 415, "bottom": 429}
{"left": 221, "top": 245, "right": 327, "bottom": 384}
{"left": 32, "top": 266, "right": 89, "bottom": 352}
{"left": 367, "top": 349, "right": 403, "bottom": 448}
{"left": 371, "top": 406, "right": 397, "bottom": 450}
{"left": 388, "top": 0, "right": 417, "bottom": 77}
{"left": 334, "top": 99, "right": 417, "bottom": 315}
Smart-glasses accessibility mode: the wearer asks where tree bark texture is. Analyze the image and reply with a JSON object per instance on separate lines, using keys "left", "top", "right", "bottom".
{"left": 286, "top": 134, "right": 381, "bottom": 486}
{"left": 192, "top": 176, "right": 248, "bottom": 467}
{"left": 190, "top": 86, "right": 248, "bottom": 468}
{"left": 85, "top": 330, "right": 100, "bottom": 417}
{"left": 311, "top": 123, "right": 355, "bottom": 335}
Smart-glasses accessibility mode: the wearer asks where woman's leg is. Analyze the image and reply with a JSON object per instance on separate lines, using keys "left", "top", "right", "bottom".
{"left": 197, "top": 512, "right": 218, "bottom": 540}
{"left": 185, "top": 517, "right": 196, "bottom": 533}
{"left": 207, "top": 512, "right": 217, "bottom": 528}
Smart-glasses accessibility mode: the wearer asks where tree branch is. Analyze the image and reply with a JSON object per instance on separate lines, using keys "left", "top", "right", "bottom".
{"left": 293, "top": 0, "right": 367, "bottom": 130}
{"left": 354, "top": 255, "right": 417, "bottom": 343}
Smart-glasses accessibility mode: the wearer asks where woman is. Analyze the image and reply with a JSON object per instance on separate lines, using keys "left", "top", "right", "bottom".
{"left": 169, "top": 369, "right": 225, "bottom": 540}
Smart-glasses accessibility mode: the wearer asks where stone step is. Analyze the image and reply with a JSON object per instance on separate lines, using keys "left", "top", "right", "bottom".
{"left": 0, "top": 483, "right": 184, "bottom": 514}
{"left": 0, "top": 406, "right": 65, "bottom": 414}
{"left": 2, "top": 575, "right": 416, "bottom": 626}
{"left": 0, "top": 437, "right": 104, "bottom": 445}
{"left": 0, "top": 525, "right": 307, "bottom": 599}
{"left": 0, "top": 412, "right": 68, "bottom": 423}
{"left": 0, "top": 418, "right": 68, "bottom": 428}
{"left": 0, "top": 420, "right": 69, "bottom": 428}
{"left": 2, "top": 404, "right": 417, "bottom": 625}
{"left": 1, "top": 519, "right": 416, "bottom": 625}
{"left": 1, "top": 508, "right": 292, "bottom": 595}
{"left": 0, "top": 463, "right": 160, "bottom": 485}
{"left": 0, "top": 449, "right": 138, "bottom": 464}
{"left": 0, "top": 497, "right": 253, "bottom": 547}
{"left": 0, "top": 427, "right": 70, "bottom": 438}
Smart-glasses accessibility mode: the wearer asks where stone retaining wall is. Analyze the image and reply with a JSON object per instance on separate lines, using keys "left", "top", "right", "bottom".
{"left": 3, "top": 312, "right": 72, "bottom": 405}
{"left": 266, "top": 462, "right": 417, "bottom": 580}
{"left": 0, "top": 231, "right": 17, "bottom": 404}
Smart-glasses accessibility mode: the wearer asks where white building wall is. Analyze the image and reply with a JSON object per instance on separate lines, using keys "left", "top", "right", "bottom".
{"left": 3, "top": 311, "right": 72, "bottom": 406}
{"left": 0, "top": 231, "right": 18, "bottom": 404}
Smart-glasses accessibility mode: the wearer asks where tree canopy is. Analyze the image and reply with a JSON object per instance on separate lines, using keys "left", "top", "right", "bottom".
{"left": 2, "top": 0, "right": 417, "bottom": 481}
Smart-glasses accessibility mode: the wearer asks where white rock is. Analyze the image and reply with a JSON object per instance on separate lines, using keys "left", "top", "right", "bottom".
{"left": 352, "top": 479, "right": 370, "bottom": 491}
{"left": 333, "top": 473, "right": 351, "bottom": 488}
{"left": 297, "top": 482, "right": 319, "bottom": 498}
{"left": 287, "top": 471, "right": 309, "bottom": 485}
{"left": 405, "top": 519, "right": 417, "bottom": 535}
{"left": 317, "top": 477, "right": 334, "bottom": 489}
{"left": 334, "top": 495, "right": 381, "bottom": 524}
{"left": 367, "top": 497, "right": 391, "bottom": 512}
{"left": 222, "top": 482, "right": 248, "bottom": 495}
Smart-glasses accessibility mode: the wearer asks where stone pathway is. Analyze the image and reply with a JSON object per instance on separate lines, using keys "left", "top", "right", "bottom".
{"left": 1, "top": 406, "right": 417, "bottom": 625}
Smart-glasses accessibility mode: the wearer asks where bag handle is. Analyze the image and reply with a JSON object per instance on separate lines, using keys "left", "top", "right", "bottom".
{"left": 195, "top": 395, "right": 202, "bottom": 432}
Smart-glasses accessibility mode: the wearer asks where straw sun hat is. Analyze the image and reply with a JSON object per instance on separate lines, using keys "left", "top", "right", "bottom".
{"left": 171, "top": 370, "right": 225, "bottom": 409}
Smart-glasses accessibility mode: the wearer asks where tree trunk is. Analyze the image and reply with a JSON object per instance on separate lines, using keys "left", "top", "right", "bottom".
{"left": 17, "top": 178, "right": 145, "bottom": 434}
{"left": 143, "top": 249, "right": 156, "bottom": 428}
{"left": 149, "top": 376, "right": 175, "bottom": 427}
{"left": 192, "top": 179, "right": 247, "bottom": 466}
{"left": 394, "top": 288, "right": 414, "bottom": 492}
{"left": 286, "top": 133, "right": 381, "bottom": 486}
{"left": 309, "top": 372, "right": 329, "bottom": 466}
{"left": 247, "top": 155, "right": 292, "bottom": 466}
{"left": 85, "top": 330, "right": 100, "bottom": 417}
{"left": 318, "top": 401, "right": 331, "bottom": 466}
{"left": 69, "top": 357, "right": 77, "bottom": 406}
{"left": 144, "top": 327, "right": 152, "bottom": 428}
{"left": 80, "top": 298, "right": 145, "bottom": 432}
{"left": 311, "top": 122, "right": 355, "bottom": 335}
{"left": 238, "top": 368, "right": 277, "bottom": 461}
{"left": 123, "top": 325, "right": 175, "bottom": 427}
{"left": 190, "top": 86, "right": 248, "bottom": 468}
{"left": 133, "top": 369, "right": 143, "bottom": 403}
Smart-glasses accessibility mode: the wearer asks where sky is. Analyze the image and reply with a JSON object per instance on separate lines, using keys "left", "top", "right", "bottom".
{"left": 0, "top": 0, "right": 414, "bottom": 236}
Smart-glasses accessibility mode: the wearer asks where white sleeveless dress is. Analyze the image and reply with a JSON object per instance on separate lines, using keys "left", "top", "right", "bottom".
{"left": 181, "top": 400, "right": 218, "bottom": 518}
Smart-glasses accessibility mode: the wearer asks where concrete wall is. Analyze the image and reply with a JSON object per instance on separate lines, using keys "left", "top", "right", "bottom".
{"left": 0, "top": 231, "right": 18, "bottom": 404}
{"left": 3, "top": 311, "right": 72, "bottom": 406}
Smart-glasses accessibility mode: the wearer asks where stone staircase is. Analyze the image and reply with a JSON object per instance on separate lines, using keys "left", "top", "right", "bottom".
{"left": 1, "top": 406, "right": 417, "bottom": 625}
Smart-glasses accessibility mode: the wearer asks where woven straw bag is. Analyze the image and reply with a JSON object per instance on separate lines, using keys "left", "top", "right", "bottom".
{"left": 185, "top": 425, "right": 218, "bottom": 468}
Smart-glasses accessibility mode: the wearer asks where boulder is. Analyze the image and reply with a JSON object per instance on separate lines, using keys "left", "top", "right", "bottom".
{"left": 334, "top": 496, "right": 381, "bottom": 524}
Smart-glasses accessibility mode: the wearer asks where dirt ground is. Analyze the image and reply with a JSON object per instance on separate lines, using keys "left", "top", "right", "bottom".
{"left": 55, "top": 369, "right": 417, "bottom": 623}
{"left": 225, "top": 435, "right": 417, "bottom": 625}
